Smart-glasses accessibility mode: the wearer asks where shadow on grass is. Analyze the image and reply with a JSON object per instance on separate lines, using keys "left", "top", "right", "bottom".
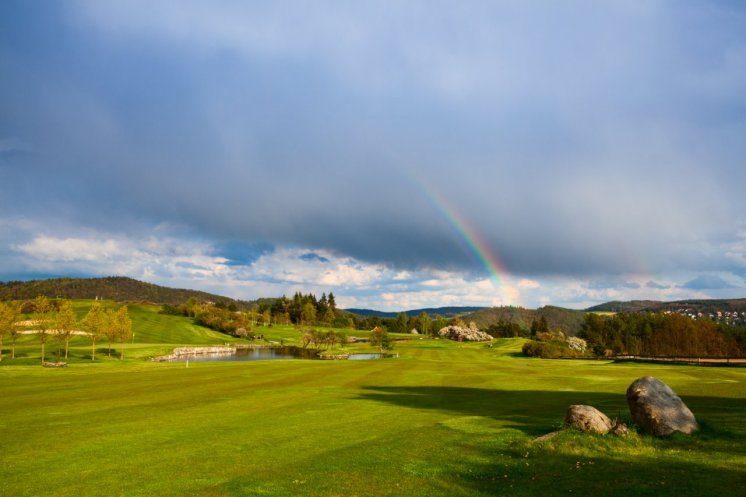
{"left": 358, "top": 386, "right": 746, "bottom": 439}
{"left": 358, "top": 386, "right": 631, "bottom": 435}
{"left": 357, "top": 386, "right": 746, "bottom": 495}
{"left": 452, "top": 441, "right": 746, "bottom": 496}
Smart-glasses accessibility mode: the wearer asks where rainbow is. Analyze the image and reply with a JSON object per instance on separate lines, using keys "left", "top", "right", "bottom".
{"left": 413, "top": 179, "right": 519, "bottom": 306}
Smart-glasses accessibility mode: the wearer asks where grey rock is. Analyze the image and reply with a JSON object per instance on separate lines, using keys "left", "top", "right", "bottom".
{"left": 626, "top": 376, "right": 699, "bottom": 436}
{"left": 564, "top": 405, "right": 615, "bottom": 434}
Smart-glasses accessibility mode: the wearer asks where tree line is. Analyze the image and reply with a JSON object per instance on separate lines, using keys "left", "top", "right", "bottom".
{"left": 578, "top": 312, "right": 743, "bottom": 357}
{"left": 0, "top": 296, "right": 132, "bottom": 363}
{"left": 163, "top": 290, "right": 549, "bottom": 343}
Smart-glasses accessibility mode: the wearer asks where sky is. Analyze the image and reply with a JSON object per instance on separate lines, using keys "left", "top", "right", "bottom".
{"left": 1, "top": 1, "right": 745, "bottom": 311}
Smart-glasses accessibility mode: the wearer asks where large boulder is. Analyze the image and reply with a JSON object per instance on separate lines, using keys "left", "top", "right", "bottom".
{"left": 564, "top": 405, "right": 615, "bottom": 434}
{"left": 626, "top": 377, "right": 699, "bottom": 436}
{"left": 438, "top": 325, "right": 492, "bottom": 342}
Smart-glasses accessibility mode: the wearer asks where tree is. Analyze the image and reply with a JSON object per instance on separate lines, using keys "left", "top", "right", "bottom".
{"left": 114, "top": 306, "right": 132, "bottom": 360}
{"left": 82, "top": 303, "right": 105, "bottom": 360}
{"left": 55, "top": 300, "right": 77, "bottom": 359}
{"left": 322, "top": 307, "right": 335, "bottom": 326}
{"left": 336, "top": 331, "right": 347, "bottom": 349}
{"left": 248, "top": 308, "right": 259, "bottom": 326}
{"left": 451, "top": 316, "right": 466, "bottom": 328}
{"left": 34, "top": 296, "right": 53, "bottom": 363}
{"left": 0, "top": 301, "right": 19, "bottom": 361}
{"left": 432, "top": 316, "right": 448, "bottom": 337}
{"left": 318, "top": 293, "right": 328, "bottom": 315}
{"left": 416, "top": 311, "right": 431, "bottom": 335}
{"left": 301, "top": 302, "right": 317, "bottom": 325}
{"left": 327, "top": 292, "right": 337, "bottom": 314}
{"left": 104, "top": 309, "right": 117, "bottom": 357}
{"left": 262, "top": 309, "right": 271, "bottom": 327}
{"left": 390, "top": 312, "right": 408, "bottom": 334}
{"left": 370, "top": 326, "right": 394, "bottom": 353}
{"left": 324, "top": 330, "right": 336, "bottom": 350}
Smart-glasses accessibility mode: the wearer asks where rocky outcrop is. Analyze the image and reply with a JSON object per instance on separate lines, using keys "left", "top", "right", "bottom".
{"left": 151, "top": 346, "right": 236, "bottom": 362}
{"left": 172, "top": 346, "right": 235, "bottom": 356}
{"left": 626, "top": 376, "right": 699, "bottom": 436}
{"left": 42, "top": 361, "right": 67, "bottom": 368}
{"left": 564, "top": 405, "right": 615, "bottom": 434}
{"left": 438, "top": 323, "right": 492, "bottom": 342}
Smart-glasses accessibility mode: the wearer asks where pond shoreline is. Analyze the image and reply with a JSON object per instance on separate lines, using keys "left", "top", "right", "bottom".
{"left": 151, "top": 345, "right": 397, "bottom": 362}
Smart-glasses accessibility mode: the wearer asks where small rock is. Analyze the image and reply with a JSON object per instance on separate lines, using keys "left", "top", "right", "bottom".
{"left": 626, "top": 376, "right": 699, "bottom": 436}
{"left": 533, "top": 431, "right": 559, "bottom": 443}
{"left": 564, "top": 405, "right": 615, "bottom": 434}
{"left": 612, "top": 423, "right": 629, "bottom": 437}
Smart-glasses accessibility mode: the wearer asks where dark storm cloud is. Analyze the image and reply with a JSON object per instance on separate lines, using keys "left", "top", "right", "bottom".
{"left": 1, "top": 1, "right": 745, "bottom": 280}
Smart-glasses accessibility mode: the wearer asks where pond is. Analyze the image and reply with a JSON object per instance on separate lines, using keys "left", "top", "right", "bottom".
{"left": 166, "top": 347, "right": 395, "bottom": 362}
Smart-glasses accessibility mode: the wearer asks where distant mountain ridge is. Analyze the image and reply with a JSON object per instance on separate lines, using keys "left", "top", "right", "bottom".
{"left": 0, "top": 276, "right": 253, "bottom": 307}
{"left": 585, "top": 298, "right": 746, "bottom": 314}
{"left": 344, "top": 306, "right": 487, "bottom": 318}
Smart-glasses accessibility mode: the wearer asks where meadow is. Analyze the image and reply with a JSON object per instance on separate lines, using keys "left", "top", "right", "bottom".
{"left": 1, "top": 303, "right": 745, "bottom": 496}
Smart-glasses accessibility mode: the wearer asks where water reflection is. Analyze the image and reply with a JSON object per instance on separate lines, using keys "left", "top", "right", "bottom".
{"left": 170, "top": 346, "right": 319, "bottom": 362}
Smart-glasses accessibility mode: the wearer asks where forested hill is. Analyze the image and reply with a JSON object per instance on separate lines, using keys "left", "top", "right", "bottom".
{"left": 586, "top": 299, "right": 746, "bottom": 314}
{"left": 345, "top": 306, "right": 487, "bottom": 318}
{"left": 0, "top": 276, "right": 252, "bottom": 307}
{"left": 465, "top": 305, "right": 587, "bottom": 336}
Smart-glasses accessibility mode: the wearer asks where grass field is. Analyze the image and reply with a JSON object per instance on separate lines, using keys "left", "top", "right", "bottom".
{"left": 1, "top": 304, "right": 745, "bottom": 496}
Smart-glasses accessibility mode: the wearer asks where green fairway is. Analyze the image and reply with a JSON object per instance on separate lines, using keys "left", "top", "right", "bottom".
{"left": 1, "top": 332, "right": 745, "bottom": 496}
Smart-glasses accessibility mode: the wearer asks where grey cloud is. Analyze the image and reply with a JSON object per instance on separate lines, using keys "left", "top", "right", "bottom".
{"left": 213, "top": 241, "right": 275, "bottom": 267}
{"left": 680, "top": 275, "right": 735, "bottom": 290}
{"left": 587, "top": 279, "right": 641, "bottom": 291}
{"left": 1, "top": 1, "right": 745, "bottom": 281}
{"left": 299, "top": 252, "right": 330, "bottom": 263}
{"left": 646, "top": 280, "right": 670, "bottom": 289}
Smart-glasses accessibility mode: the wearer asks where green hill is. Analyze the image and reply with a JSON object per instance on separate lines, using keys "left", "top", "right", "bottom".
{"left": 0, "top": 276, "right": 253, "bottom": 307}
{"left": 6, "top": 300, "right": 240, "bottom": 365}
{"left": 465, "top": 305, "right": 586, "bottom": 335}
